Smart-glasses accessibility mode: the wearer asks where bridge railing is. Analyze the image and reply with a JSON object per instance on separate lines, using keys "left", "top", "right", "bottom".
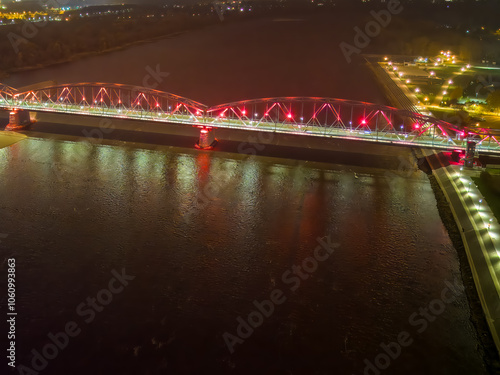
{"left": 1, "top": 83, "right": 499, "bottom": 153}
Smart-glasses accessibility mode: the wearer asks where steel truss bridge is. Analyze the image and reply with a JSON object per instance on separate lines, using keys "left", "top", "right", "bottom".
{"left": 2, "top": 82, "right": 500, "bottom": 153}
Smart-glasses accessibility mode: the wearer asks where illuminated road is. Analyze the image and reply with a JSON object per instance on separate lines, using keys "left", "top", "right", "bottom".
{"left": 426, "top": 149, "right": 500, "bottom": 352}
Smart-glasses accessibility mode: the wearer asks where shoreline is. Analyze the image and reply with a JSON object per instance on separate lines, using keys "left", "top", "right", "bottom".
{"left": 416, "top": 150, "right": 500, "bottom": 373}
{"left": 365, "top": 58, "right": 500, "bottom": 370}
{"left": 423, "top": 150, "right": 500, "bottom": 370}
{"left": 0, "top": 14, "right": 271, "bottom": 80}
{"left": 0, "top": 28, "right": 200, "bottom": 79}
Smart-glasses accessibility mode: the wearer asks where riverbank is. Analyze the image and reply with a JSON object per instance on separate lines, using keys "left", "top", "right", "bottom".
{"left": 420, "top": 156, "right": 499, "bottom": 373}
{"left": 421, "top": 149, "right": 500, "bottom": 370}
{"left": 0, "top": 29, "right": 195, "bottom": 80}
{"left": 367, "top": 54, "right": 500, "bottom": 367}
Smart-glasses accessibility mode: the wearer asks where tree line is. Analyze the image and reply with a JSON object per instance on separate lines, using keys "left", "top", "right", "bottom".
{"left": 0, "top": 13, "right": 217, "bottom": 74}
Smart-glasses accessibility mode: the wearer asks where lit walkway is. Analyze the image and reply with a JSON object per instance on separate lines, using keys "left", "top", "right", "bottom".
{"left": 424, "top": 149, "right": 500, "bottom": 354}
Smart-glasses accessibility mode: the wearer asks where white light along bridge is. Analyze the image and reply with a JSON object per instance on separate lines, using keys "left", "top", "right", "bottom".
{"left": 2, "top": 82, "right": 500, "bottom": 153}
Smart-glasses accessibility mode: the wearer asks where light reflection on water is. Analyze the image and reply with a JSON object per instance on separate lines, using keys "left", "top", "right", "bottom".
{"left": 0, "top": 136, "right": 488, "bottom": 375}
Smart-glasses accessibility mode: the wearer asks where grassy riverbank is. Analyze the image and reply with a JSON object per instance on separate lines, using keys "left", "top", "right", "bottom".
{"left": 472, "top": 175, "right": 500, "bottom": 223}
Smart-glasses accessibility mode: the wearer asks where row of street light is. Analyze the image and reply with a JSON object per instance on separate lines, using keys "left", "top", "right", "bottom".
{"left": 457, "top": 166, "right": 494, "bottom": 232}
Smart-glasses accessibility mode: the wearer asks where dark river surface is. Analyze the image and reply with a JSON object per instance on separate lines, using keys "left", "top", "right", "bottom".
{"left": 0, "top": 14, "right": 492, "bottom": 375}
{"left": 1, "top": 14, "right": 387, "bottom": 106}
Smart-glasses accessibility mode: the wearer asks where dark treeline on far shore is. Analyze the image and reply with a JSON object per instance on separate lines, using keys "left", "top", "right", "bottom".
{"left": 0, "top": 9, "right": 217, "bottom": 75}
{"left": 0, "top": 0, "right": 498, "bottom": 75}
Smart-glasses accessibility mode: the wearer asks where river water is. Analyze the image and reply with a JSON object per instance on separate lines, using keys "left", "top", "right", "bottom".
{"left": 1, "top": 14, "right": 387, "bottom": 106}
{"left": 0, "top": 13, "right": 491, "bottom": 375}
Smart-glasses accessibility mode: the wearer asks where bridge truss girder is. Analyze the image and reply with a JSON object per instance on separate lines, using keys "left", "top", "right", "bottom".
{"left": 1, "top": 83, "right": 499, "bottom": 153}
{"left": 205, "top": 97, "right": 471, "bottom": 147}
{"left": 7, "top": 83, "right": 207, "bottom": 124}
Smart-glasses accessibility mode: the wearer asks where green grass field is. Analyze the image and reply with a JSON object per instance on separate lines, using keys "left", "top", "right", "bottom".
{"left": 472, "top": 174, "right": 500, "bottom": 223}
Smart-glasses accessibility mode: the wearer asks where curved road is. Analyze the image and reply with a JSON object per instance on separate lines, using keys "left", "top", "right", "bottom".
{"left": 425, "top": 149, "right": 500, "bottom": 354}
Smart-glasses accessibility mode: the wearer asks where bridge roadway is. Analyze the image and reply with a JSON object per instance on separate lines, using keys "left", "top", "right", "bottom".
{"left": 2, "top": 81, "right": 500, "bottom": 153}
{"left": 3, "top": 100, "right": 500, "bottom": 154}
{"left": 367, "top": 59, "right": 420, "bottom": 115}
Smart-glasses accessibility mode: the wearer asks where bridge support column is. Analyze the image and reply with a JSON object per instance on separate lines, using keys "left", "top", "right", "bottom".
{"left": 196, "top": 127, "right": 217, "bottom": 149}
{"left": 6, "top": 109, "right": 31, "bottom": 130}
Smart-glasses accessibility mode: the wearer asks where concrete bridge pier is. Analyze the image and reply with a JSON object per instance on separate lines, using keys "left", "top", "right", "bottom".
{"left": 6, "top": 109, "right": 32, "bottom": 130}
{"left": 196, "top": 127, "right": 217, "bottom": 149}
